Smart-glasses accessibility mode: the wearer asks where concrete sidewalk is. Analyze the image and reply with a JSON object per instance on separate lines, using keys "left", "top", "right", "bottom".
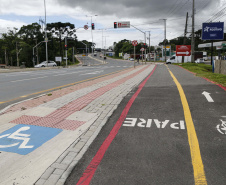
{"left": 0, "top": 64, "right": 155, "bottom": 185}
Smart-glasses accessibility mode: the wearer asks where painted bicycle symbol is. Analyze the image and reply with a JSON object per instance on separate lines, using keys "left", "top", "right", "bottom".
{"left": 0, "top": 126, "right": 34, "bottom": 149}
{"left": 216, "top": 119, "right": 226, "bottom": 135}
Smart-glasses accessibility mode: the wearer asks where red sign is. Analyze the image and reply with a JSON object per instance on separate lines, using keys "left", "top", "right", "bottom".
{"left": 140, "top": 47, "right": 144, "bottom": 51}
{"left": 176, "top": 45, "right": 191, "bottom": 56}
{"left": 84, "top": 25, "right": 88, "bottom": 30}
{"left": 132, "top": 40, "right": 138, "bottom": 46}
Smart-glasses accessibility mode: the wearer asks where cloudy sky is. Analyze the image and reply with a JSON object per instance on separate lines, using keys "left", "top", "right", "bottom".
{"left": 0, "top": 0, "right": 225, "bottom": 48}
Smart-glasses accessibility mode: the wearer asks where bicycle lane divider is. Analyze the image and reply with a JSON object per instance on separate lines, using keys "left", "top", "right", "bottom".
{"left": 76, "top": 65, "right": 157, "bottom": 185}
{"left": 166, "top": 65, "right": 207, "bottom": 185}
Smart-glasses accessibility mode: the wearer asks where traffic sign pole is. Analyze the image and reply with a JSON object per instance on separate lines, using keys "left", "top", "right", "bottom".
{"left": 134, "top": 45, "right": 135, "bottom": 68}
{"left": 142, "top": 50, "right": 143, "bottom": 65}
{"left": 132, "top": 40, "right": 138, "bottom": 68}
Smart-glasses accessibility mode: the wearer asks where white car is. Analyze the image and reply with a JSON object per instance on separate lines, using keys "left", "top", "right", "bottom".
{"left": 34, "top": 61, "right": 57, "bottom": 68}
{"left": 195, "top": 58, "right": 204, "bottom": 64}
{"left": 129, "top": 58, "right": 134, "bottom": 61}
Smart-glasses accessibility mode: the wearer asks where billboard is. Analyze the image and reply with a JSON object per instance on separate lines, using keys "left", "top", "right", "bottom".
{"left": 176, "top": 45, "right": 191, "bottom": 56}
{"left": 162, "top": 45, "right": 171, "bottom": 57}
{"left": 202, "top": 22, "right": 224, "bottom": 40}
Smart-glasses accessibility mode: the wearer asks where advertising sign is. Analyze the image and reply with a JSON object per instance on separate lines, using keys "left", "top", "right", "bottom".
{"left": 55, "top": 57, "right": 62, "bottom": 62}
{"left": 118, "top": 21, "right": 130, "bottom": 28}
{"left": 202, "top": 22, "right": 224, "bottom": 40}
{"left": 162, "top": 45, "right": 171, "bottom": 57}
{"left": 176, "top": 45, "right": 191, "bottom": 56}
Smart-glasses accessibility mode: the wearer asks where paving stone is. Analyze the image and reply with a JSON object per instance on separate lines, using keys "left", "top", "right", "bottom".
{"left": 44, "top": 174, "right": 61, "bottom": 185}
{"left": 53, "top": 168, "right": 65, "bottom": 176}
{"left": 35, "top": 178, "right": 46, "bottom": 185}
{"left": 61, "top": 155, "right": 75, "bottom": 165}
{"left": 51, "top": 163, "right": 69, "bottom": 171}
{"left": 41, "top": 167, "right": 55, "bottom": 180}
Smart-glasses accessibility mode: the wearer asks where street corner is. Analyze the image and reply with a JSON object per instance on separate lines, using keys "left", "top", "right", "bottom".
{"left": 0, "top": 124, "right": 62, "bottom": 155}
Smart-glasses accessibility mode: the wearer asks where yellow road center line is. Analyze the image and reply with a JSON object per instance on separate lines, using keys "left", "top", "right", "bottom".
{"left": 166, "top": 65, "right": 207, "bottom": 185}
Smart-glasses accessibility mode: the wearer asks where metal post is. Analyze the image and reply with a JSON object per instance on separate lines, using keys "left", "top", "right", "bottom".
{"left": 91, "top": 16, "right": 93, "bottom": 56}
{"left": 144, "top": 32, "right": 146, "bottom": 64}
{"left": 65, "top": 37, "right": 67, "bottom": 67}
{"left": 134, "top": 45, "right": 135, "bottom": 68}
{"left": 191, "top": 0, "right": 195, "bottom": 63}
{"left": 142, "top": 50, "right": 143, "bottom": 65}
{"left": 73, "top": 47, "right": 74, "bottom": 63}
{"left": 44, "top": 0, "right": 48, "bottom": 66}
{"left": 33, "top": 47, "right": 35, "bottom": 67}
{"left": 211, "top": 41, "right": 213, "bottom": 65}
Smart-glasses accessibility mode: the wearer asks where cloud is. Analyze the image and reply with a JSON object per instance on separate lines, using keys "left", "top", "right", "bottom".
{"left": 56, "top": 0, "right": 218, "bottom": 20}
{"left": 0, "top": 0, "right": 224, "bottom": 47}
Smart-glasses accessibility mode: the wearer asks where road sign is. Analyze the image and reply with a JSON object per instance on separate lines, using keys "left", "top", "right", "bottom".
{"left": 140, "top": 47, "right": 144, "bottom": 51}
{"left": 202, "top": 22, "right": 224, "bottom": 40}
{"left": 176, "top": 45, "right": 191, "bottom": 56}
{"left": 0, "top": 124, "right": 62, "bottom": 155}
{"left": 132, "top": 40, "right": 138, "bottom": 46}
{"left": 84, "top": 25, "right": 89, "bottom": 30}
{"left": 117, "top": 21, "right": 130, "bottom": 28}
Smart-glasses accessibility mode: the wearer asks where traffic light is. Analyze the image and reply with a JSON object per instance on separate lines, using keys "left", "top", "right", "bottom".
{"left": 65, "top": 44, "right": 68, "bottom": 50}
{"left": 92, "top": 23, "right": 95, "bottom": 30}
{"left": 114, "top": 22, "right": 117, "bottom": 28}
{"left": 143, "top": 43, "right": 146, "bottom": 48}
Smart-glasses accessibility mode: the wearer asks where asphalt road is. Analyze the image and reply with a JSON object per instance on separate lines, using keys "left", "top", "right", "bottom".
{"left": 0, "top": 56, "right": 136, "bottom": 111}
{"left": 65, "top": 64, "right": 226, "bottom": 185}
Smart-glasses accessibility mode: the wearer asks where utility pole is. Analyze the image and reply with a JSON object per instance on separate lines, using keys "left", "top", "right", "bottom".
{"left": 164, "top": 19, "right": 167, "bottom": 63}
{"left": 160, "top": 19, "right": 167, "bottom": 62}
{"left": 16, "top": 41, "right": 19, "bottom": 67}
{"left": 182, "top": 12, "right": 188, "bottom": 63}
{"left": 191, "top": 0, "right": 195, "bottom": 63}
{"left": 149, "top": 31, "right": 150, "bottom": 62}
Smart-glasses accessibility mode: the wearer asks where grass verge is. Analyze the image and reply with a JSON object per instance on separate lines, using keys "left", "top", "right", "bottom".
{"left": 174, "top": 63, "right": 226, "bottom": 87}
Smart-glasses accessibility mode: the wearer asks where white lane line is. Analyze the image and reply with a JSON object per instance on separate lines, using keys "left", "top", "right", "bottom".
{"left": 11, "top": 76, "right": 48, "bottom": 83}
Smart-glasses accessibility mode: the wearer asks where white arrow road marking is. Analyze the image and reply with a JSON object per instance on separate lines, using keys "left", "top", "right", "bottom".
{"left": 202, "top": 91, "right": 214, "bottom": 102}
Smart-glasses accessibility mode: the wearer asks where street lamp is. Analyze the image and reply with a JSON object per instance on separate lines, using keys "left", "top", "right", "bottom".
{"left": 86, "top": 15, "right": 98, "bottom": 56}
{"left": 44, "top": 0, "right": 48, "bottom": 66}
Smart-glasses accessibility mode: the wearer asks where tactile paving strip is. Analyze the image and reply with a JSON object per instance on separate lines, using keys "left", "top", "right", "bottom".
{"left": 55, "top": 120, "right": 85, "bottom": 130}
{"left": 10, "top": 67, "right": 148, "bottom": 131}
{"left": 10, "top": 115, "right": 41, "bottom": 125}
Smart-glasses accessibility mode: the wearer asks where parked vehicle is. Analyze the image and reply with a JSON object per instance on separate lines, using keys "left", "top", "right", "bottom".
{"left": 166, "top": 55, "right": 191, "bottom": 64}
{"left": 195, "top": 58, "right": 205, "bottom": 63}
{"left": 34, "top": 61, "right": 57, "bottom": 68}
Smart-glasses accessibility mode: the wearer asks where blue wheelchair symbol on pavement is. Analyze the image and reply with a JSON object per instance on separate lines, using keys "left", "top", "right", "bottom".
{"left": 0, "top": 124, "right": 62, "bottom": 155}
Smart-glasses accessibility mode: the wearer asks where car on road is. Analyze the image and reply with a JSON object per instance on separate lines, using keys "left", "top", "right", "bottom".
{"left": 129, "top": 58, "right": 134, "bottom": 61}
{"left": 34, "top": 61, "right": 57, "bottom": 68}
